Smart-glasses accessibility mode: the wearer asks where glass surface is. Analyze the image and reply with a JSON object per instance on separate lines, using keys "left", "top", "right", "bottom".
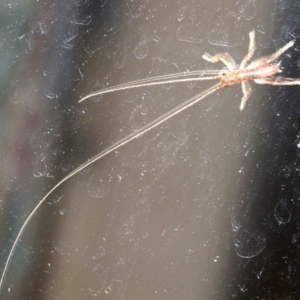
{"left": 0, "top": 1, "right": 300, "bottom": 299}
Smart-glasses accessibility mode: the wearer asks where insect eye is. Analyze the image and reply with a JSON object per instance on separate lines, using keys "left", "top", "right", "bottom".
{"left": 219, "top": 70, "right": 228, "bottom": 76}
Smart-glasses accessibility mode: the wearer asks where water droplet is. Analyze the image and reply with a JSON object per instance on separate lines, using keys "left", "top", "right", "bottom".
{"left": 176, "top": 22, "right": 204, "bottom": 43}
{"left": 44, "top": 89, "right": 56, "bottom": 99}
{"left": 177, "top": 5, "right": 187, "bottom": 22}
{"left": 129, "top": 106, "right": 148, "bottom": 130}
{"left": 239, "top": 0, "right": 256, "bottom": 21}
{"left": 274, "top": 200, "right": 291, "bottom": 225}
{"left": 134, "top": 40, "right": 149, "bottom": 60}
{"left": 233, "top": 229, "right": 266, "bottom": 258}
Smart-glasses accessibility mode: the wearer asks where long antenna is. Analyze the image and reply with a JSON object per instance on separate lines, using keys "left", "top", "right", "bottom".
{"left": 0, "top": 82, "right": 221, "bottom": 292}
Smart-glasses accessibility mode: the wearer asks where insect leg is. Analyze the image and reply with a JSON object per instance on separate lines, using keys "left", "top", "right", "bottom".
{"left": 240, "top": 81, "right": 252, "bottom": 110}
{"left": 240, "top": 30, "right": 256, "bottom": 69}
{"left": 255, "top": 76, "right": 300, "bottom": 85}
{"left": 202, "top": 52, "right": 236, "bottom": 71}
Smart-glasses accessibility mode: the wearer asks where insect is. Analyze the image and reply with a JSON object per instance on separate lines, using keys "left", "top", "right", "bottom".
{"left": 79, "top": 30, "right": 300, "bottom": 110}
{"left": 1, "top": 30, "right": 300, "bottom": 292}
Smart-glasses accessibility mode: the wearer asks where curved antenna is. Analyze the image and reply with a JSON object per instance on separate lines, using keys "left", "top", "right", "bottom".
{"left": 0, "top": 82, "right": 221, "bottom": 291}
{"left": 79, "top": 69, "right": 220, "bottom": 102}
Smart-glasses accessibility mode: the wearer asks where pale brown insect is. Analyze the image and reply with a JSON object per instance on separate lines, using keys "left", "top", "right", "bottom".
{"left": 79, "top": 30, "right": 300, "bottom": 110}
{"left": 202, "top": 30, "right": 300, "bottom": 110}
{"left": 1, "top": 30, "right": 300, "bottom": 292}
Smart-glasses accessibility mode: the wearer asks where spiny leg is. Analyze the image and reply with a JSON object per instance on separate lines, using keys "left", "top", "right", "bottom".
{"left": 202, "top": 52, "right": 236, "bottom": 71}
{"left": 265, "top": 40, "right": 295, "bottom": 64}
{"left": 240, "top": 30, "right": 256, "bottom": 69}
{"left": 249, "top": 40, "right": 295, "bottom": 69}
{"left": 240, "top": 81, "right": 252, "bottom": 111}
{"left": 255, "top": 76, "right": 300, "bottom": 85}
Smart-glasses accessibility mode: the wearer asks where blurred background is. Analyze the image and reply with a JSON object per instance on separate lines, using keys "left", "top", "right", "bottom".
{"left": 1, "top": 0, "right": 300, "bottom": 299}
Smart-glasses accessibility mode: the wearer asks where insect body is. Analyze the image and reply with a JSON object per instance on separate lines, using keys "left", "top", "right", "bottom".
{"left": 1, "top": 30, "right": 300, "bottom": 293}
{"left": 202, "top": 31, "right": 298, "bottom": 110}
{"left": 79, "top": 31, "right": 300, "bottom": 112}
{"left": 219, "top": 63, "right": 280, "bottom": 86}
